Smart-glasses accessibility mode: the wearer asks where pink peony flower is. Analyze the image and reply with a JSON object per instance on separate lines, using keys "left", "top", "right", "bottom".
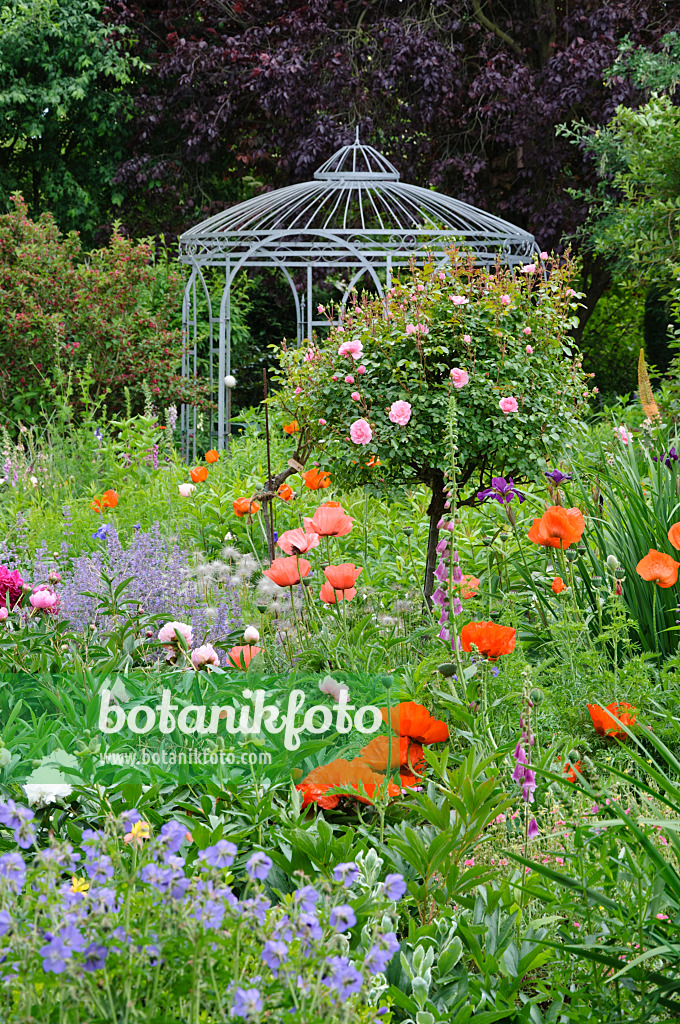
{"left": 243, "top": 625, "right": 260, "bottom": 644}
{"left": 388, "top": 400, "right": 412, "bottom": 425}
{"left": 526, "top": 345, "right": 533, "bottom": 354}
{"left": 178, "top": 483, "right": 195, "bottom": 497}
{"left": 158, "top": 620, "right": 194, "bottom": 656}
{"left": 523, "top": 326, "right": 532, "bottom": 335}
{"left": 338, "top": 339, "right": 362, "bottom": 359}
{"left": 30, "top": 588, "right": 58, "bottom": 611}
{"left": 318, "top": 418, "right": 327, "bottom": 425}
{"left": 344, "top": 375, "right": 355, "bottom": 384}
{"left": 356, "top": 365, "right": 366, "bottom": 375}
{"left": 351, "top": 391, "right": 360, "bottom": 401}
{"left": 449, "top": 295, "right": 468, "bottom": 305}
{"left": 190, "top": 644, "right": 220, "bottom": 670}
{"left": 499, "top": 397, "right": 519, "bottom": 415}
{"left": 0, "top": 608, "right": 7, "bottom": 622}
{"left": 616, "top": 425, "right": 631, "bottom": 445}
{"left": 0, "top": 566, "right": 23, "bottom": 611}
{"left": 450, "top": 368, "right": 469, "bottom": 389}
{"left": 350, "top": 419, "right": 373, "bottom": 445}
{"left": 318, "top": 676, "right": 350, "bottom": 702}
{"left": 500, "top": 294, "right": 511, "bottom": 305}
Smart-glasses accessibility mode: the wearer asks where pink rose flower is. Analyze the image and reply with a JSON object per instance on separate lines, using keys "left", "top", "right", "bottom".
{"left": 356, "top": 365, "right": 366, "bottom": 375}
{"left": 405, "top": 324, "right": 416, "bottom": 335}
{"left": 499, "top": 397, "right": 518, "bottom": 415}
{"left": 540, "top": 251, "right": 549, "bottom": 259}
{"left": 317, "top": 304, "right": 325, "bottom": 313}
{"left": 438, "top": 272, "right": 446, "bottom": 280}
{"left": 566, "top": 288, "right": 576, "bottom": 297}
{"left": 351, "top": 391, "right": 360, "bottom": 401}
{"left": 0, "top": 566, "right": 23, "bottom": 610}
{"left": 294, "top": 387, "right": 302, "bottom": 394}
{"left": 523, "top": 326, "right": 531, "bottom": 335}
{"left": 526, "top": 345, "right": 533, "bottom": 354}
{"left": 450, "top": 368, "right": 469, "bottom": 389}
{"left": 463, "top": 334, "right": 471, "bottom": 343}
{"left": 318, "top": 418, "right": 327, "bottom": 425}
{"left": 388, "top": 400, "right": 412, "bottom": 425}
{"left": 520, "top": 264, "right": 537, "bottom": 274}
{"left": 338, "top": 339, "right": 362, "bottom": 359}
{"left": 332, "top": 375, "right": 338, "bottom": 381}
{"left": 500, "top": 294, "right": 511, "bottom": 305}
{"left": 350, "top": 419, "right": 373, "bottom": 445}
{"left": 416, "top": 284, "right": 425, "bottom": 291}
{"left": 344, "top": 375, "right": 355, "bottom": 384}
{"left": 449, "top": 295, "right": 468, "bottom": 305}
{"left": 190, "top": 643, "right": 220, "bottom": 670}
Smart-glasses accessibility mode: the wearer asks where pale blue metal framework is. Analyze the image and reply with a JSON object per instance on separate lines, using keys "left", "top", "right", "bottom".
{"left": 178, "top": 133, "right": 538, "bottom": 457}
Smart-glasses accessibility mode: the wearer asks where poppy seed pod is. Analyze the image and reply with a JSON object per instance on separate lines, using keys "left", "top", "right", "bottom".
{"left": 482, "top": 536, "right": 493, "bottom": 546}
{"left": 499, "top": 533, "right": 510, "bottom": 542}
{"left": 437, "top": 662, "right": 457, "bottom": 677}
{"left": 566, "top": 549, "right": 578, "bottom": 562}
{"left": 403, "top": 528, "right": 413, "bottom": 537}
{"left": 614, "top": 568, "right": 626, "bottom": 580}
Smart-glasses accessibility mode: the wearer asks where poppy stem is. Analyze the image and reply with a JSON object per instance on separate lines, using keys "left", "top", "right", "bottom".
{"left": 652, "top": 584, "right": 659, "bottom": 654}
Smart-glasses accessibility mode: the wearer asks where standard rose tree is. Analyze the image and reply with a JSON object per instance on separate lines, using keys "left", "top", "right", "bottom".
{"left": 272, "top": 250, "right": 594, "bottom": 599}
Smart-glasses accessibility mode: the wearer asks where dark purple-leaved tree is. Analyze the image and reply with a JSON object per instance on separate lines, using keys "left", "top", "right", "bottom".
{"left": 109, "top": 0, "right": 680, "bottom": 335}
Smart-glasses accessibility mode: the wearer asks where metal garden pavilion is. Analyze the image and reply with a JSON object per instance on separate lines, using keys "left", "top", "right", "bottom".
{"left": 178, "top": 132, "right": 538, "bottom": 457}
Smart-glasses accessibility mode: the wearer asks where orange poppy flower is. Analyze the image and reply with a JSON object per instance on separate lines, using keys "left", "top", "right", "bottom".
{"left": 669, "top": 523, "right": 680, "bottom": 550}
{"left": 559, "top": 757, "right": 582, "bottom": 783}
{"left": 204, "top": 450, "right": 219, "bottom": 464}
{"left": 304, "top": 505, "right": 353, "bottom": 537}
{"left": 320, "top": 501, "right": 342, "bottom": 508}
{"left": 278, "top": 483, "right": 293, "bottom": 501}
{"left": 284, "top": 420, "right": 299, "bottom": 435}
{"left": 587, "top": 702, "right": 637, "bottom": 740}
{"left": 190, "top": 467, "right": 208, "bottom": 483}
{"left": 636, "top": 549, "right": 680, "bottom": 588}
{"left": 303, "top": 468, "right": 331, "bottom": 490}
{"left": 277, "top": 528, "right": 319, "bottom": 555}
{"left": 324, "top": 564, "right": 363, "bottom": 591}
{"left": 552, "top": 577, "right": 566, "bottom": 594}
{"left": 297, "top": 758, "right": 401, "bottom": 809}
{"left": 528, "top": 506, "right": 585, "bottom": 549}
{"left": 226, "top": 645, "right": 261, "bottom": 670}
{"left": 263, "top": 556, "right": 311, "bottom": 588}
{"left": 90, "top": 489, "right": 119, "bottom": 513}
{"left": 459, "top": 575, "right": 480, "bottom": 599}
{"left": 460, "top": 620, "right": 516, "bottom": 662}
{"left": 233, "top": 497, "right": 261, "bottom": 517}
{"left": 319, "top": 582, "right": 356, "bottom": 603}
{"left": 359, "top": 735, "right": 425, "bottom": 786}
{"left": 380, "top": 702, "right": 449, "bottom": 745}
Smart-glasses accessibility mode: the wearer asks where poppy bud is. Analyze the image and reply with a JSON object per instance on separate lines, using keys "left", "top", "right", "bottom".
{"left": 437, "top": 662, "right": 457, "bottom": 677}
{"left": 606, "top": 554, "right": 619, "bottom": 571}
{"left": 529, "top": 687, "right": 544, "bottom": 704}
{"left": 615, "top": 580, "right": 623, "bottom": 596}
{"left": 301, "top": 577, "right": 313, "bottom": 587}
{"left": 614, "top": 568, "right": 625, "bottom": 579}
{"left": 382, "top": 674, "right": 394, "bottom": 690}
{"left": 568, "top": 749, "right": 580, "bottom": 762}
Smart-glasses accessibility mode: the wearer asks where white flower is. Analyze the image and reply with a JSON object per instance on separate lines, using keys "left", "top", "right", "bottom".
{"left": 224, "top": 375, "right": 237, "bottom": 388}
{"left": 23, "top": 783, "right": 73, "bottom": 808}
{"left": 318, "top": 676, "right": 349, "bottom": 702}
{"left": 243, "top": 626, "right": 260, "bottom": 644}
{"left": 178, "top": 483, "right": 196, "bottom": 497}
{"left": 0, "top": 748, "right": 11, "bottom": 766}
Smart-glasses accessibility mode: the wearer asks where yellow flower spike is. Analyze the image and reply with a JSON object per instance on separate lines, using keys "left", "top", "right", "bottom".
{"left": 71, "top": 876, "right": 89, "bottom": 893}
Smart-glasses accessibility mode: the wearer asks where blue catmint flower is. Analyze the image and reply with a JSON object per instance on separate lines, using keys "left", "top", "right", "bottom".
{"left": 246, "top": 852, "right": 273, "bottom": 881}
{"left": 294, "top": 885, "right": 319, "bottom": 913}
{"left": 198, "top": 840, "right": 237, "bottom": 869}
{"left": 329, "top": 904, "right": 357, "bottom": 933}
{"left": 232, "top": 987, "right": 263, "bottom": 1018}
{"left": 383, "top": 873, "right": 407, "bottom": 901}
{"left": 333, "top": 862, "right": 359, "bottom": 888}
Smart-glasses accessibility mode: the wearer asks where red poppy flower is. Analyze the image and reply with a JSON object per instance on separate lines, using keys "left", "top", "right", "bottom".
{"left": 304, "top": 505, "right": 353, "bottom": 537}
{"left": 296, "top": 758, "right": 401, "bottom": 808}
{"left": 460, "top": 620, "right": 516, "bottom": 662}
{"left": 459, "top": 575, "right": 480, "bottom": 599}
{"left": 263, "top": 556, "right": 311, "bottom": 588}
{"left": 303, "top": 468, "right": 331, "bottom": 490}
{"left": 90, "top": 489, "right": 119, "bottom": 513}
{"left": 324, "top": 564, "right": 363, "bottom": 591}
{"left": 380, "top": 702, "right": 449, "bottom": 744}
{"left": 319, "top": 582, "right": 356, "bottom": 604}
{"left": 359, "top": 735, "right": 425, "bottom": 786}
{"left": 277, "top": 528, "right": 319, "bottom": 555}
{"left": 558, "top": 757, "right": 582, "bottom": 783}
{"left": 204, "top": 450, "right": 219, "bottom": 464}
{"left": 190, "top": 467, "right": 208, "bottom": 483}
{"left": 636, "top": 549, "right": 680, "bottom": 588}
{"left": 233, "top": 497, "right": 260, "bottom": 517}
{"left": 284, "top": 420, "right": 299, "bottom": 435}
{"left": 528, "top": 506, "right": 585, "bottom": 549}
{"left": 277, "top": 483, "right": 293, "bottom": 501}
{"left": 226, "top": 645, "right": 261, "bottom": 670}
{"left": 552, "top": 577, "right": 566, "bottom": 594}
{"left": 587, "top": 702, "right": 637, "bottom": 740}
{"left": 669, "top": 522, "right": 680, "bottom": 550}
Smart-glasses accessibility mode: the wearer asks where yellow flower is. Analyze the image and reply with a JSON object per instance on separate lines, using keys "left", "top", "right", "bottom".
{"left": 70, "top": 876, "right": 90, "bottom": 893}
{"left": 124, "top": 820, "right": 151, "bottom": 846}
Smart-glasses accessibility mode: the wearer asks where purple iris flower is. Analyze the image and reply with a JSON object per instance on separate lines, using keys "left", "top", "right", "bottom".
{"left": 477, "top": 477, "right": 525, "bottom": 505}
{"left": 544, "top": 469, "right": 572, "bottom": 486}
{"left": 652, "top": 447, "right": 679, "bottom": 468}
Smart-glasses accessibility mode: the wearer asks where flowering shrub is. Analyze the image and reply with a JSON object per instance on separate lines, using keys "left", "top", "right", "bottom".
{"left": 0, "top": 196, "right": 207, "bottom": 428}
{"left": 0, "top": 801, "right": 399, "bottom": 1022}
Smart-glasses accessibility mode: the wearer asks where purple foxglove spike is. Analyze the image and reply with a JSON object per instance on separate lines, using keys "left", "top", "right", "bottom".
{"left": 438, "top": 626, "right": 450, "bottom": 642}
{"left": 439, "top": 609, "right": 449, "bottom": 625}
{"left": 451, "top": 566, "right": 463, "bottom": 583}
{"left": 434, "top": 562, "right": 449, "bottom": 582}
{"left": 451, "top": 597, "right": 463, "bottom": 615}
{"left": 512, "top": 762, "right": 526, "bottom": 784}
{"left": 527, "top": 817, "right": 539, "bottom": 839}
{"left": 514, "top": 741, "right": 524, "bottom": 759}
{"left": 451, "top": 550, "right": 459, "bottom": 562}
{"left": 432, "top": 588, "right": 447, "bottom": 606}
{"left": 435, "top": 539, "right": 449, "bottom": 554}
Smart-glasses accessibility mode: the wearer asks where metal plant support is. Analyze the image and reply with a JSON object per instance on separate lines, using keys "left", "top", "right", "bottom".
{"left": 179, "top": 131, "right": 538, "bottom": 458}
